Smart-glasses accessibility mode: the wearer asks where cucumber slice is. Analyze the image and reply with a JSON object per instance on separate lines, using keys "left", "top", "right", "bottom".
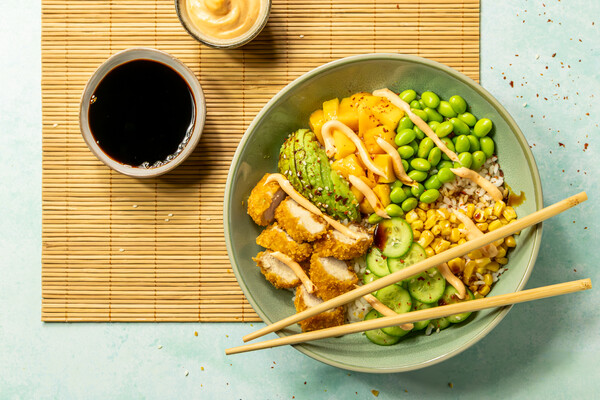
{"left": 376, "top": 217, "right": 413, "bottom": 258}
{"left": 366, "top": 247, "right": 390, "bottom": 277}
{"left": 375, "top": 285, "right": 413, "bottom": 337}
{"left": 440, "top": 286, "right": 475, "bottom": 324}
{"left": 362, "top": 269, "right": 380, "bottom": 286}
{"left": 412, "top": 300, "right": 433, "bottom": 330}
{"left": 364, "top": 309, "right": 401, "bottom": 346}
{"left": 431, "top": 317, "right": 451, "bottom": 331}
{"left": 408, "top": 268, "right": 446, "bottom": 304}
{"left": 387, "top": 243, "right": 427, "bottom": 283}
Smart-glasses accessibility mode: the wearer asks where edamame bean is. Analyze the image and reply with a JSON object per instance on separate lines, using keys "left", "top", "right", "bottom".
{"left": 452, "top": 135, "right": 459, "bottom": 145}
{"left": 435, "top": 121, "right": 454, "bottom": 138}
{"left": 428, "top": 121, "right": 441, "bottom": 131}
{"left": 454, "top": 135, "right": 471, "bottom": 153}
{"left": 428, "top": 147, "right": 442, "bottom": 167}
{"left": 402, "top": 159, "right": 410, "bottom": 172}
{"left": 471, "top": 151, "right": 486, "bottom": 171}
{"left": 395, "top": 128, "right": 417, "bottom": 146}
{"left": 440, "top": 137, "right": 456, "bottom": 160}
{"left": 398, "top": 145, "right": 414, "bottom": 159}
{"left": 390, "top": 186, "right": 408, "bottom": 204}
{"left": 411, "top": 109, "right": 428, "bottom": 121}
{"left": 437, "top": 100, "right": 457, "bottom": 118}
{"left": 450, "top": 117, "right": 470, "bottom": 135}
{"left": 410, "top": 100, "right": 421, "bottom": 110}
{"left": 409, "top": 140, "right": 419, "bottom": 155}
{"left": 480, "top": 137, "right": 495, "bottom": 158}
{"left": 458, "top": 112, "right": 477, "bottom": 127}
{"left": 398, "top": 116, "right": 414, "bottom": 130}
{"left": 457, "top": 152, "right": 473, "bottom": 169}
{"left": 420, "top": 189, "right": 440, "bottom": 204}
{"left": 418, "top": 99, "right": 426, "bottom": 109}
{"left": 408, "top": 170, "right": 427, "bottom": 182}
{"left": 449, "top": 95, "right": 467, "bottom": 114}
{"left": 400, "top": 89, "right": 417, "bottom": 103}
{"left": 368, "top": 213, "right": 384, "bottom": 224}
{"left": 411, "top": 158, "right": 431, "bottom": 172}
{"left": 417, "top": 137, "right": 435, "bottom": 158}
{"left": 385, "top": 204, "right": 405, "bottom": 217}
{"left": 391, "top": 180, "right": 403, "bottom": 190}
{"left": 424, "top": 175, "right": 443, "bottom": 190}
{"left": 474, "top": 118, "right": 493, "bottom": 137}
{"left": 421, "top": 91, "right": 441, "bottom": 109}
{"left": 437, "top": 160, "right": 454, "bottom": 170}
{"left": 424, "top": 107, "right": 444, "bottom": 123}
{"left": 401, "top": 197, "right": 418, "bottom": 212}
{"left": 413, "top": 126, "right": 425, "bottom": 140}
{"left": 403, "top": 186, "right": 414, "bottom": 198}
{"left": 437, "top": 167, "right": 455, "bottom": 183}
{"left": 467, "top": 134, "right": 480, "bottom": 151}
{"left": 410, "top": 183, "right": 425, "bottom": 197}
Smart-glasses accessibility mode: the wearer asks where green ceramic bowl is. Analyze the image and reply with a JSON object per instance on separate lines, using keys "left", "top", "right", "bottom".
{"left": 224, "top": 54, "right": 543, "bottom": 373}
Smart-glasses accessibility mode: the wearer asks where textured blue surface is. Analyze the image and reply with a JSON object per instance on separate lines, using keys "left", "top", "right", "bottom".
{"left": 0, "top": 0, "right": 598, "bottom": 398}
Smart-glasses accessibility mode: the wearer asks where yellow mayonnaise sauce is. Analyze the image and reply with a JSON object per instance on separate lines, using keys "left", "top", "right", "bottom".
{"left": 185, "top": 0, "right": 263, "bottom": 40}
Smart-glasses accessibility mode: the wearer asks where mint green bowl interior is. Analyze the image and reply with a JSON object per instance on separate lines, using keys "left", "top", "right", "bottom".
{"left": 224, "top": 54, "right": 543, "bottom": 373}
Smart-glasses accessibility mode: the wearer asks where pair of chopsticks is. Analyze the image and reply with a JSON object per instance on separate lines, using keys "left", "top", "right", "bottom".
{"left": 226, "top": 192, "right": 591, "bottom": 356}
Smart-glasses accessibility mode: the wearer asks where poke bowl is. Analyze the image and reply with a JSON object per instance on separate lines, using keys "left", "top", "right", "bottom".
{"left": 224, "top": 53, "right": 543, "bottom": 373}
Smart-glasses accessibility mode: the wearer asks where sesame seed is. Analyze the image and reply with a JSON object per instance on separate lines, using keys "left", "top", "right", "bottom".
{"left": 157, "top": 345, "right": 163, "bottom": 349}
{"left": 132, "top": 204, "right": 138, "bottom": 208}
{"left": 184, "top": 370, "right": 189, "bottom": 376}
{"left": 119, "top": 248, "right": 124, "bottom": 252}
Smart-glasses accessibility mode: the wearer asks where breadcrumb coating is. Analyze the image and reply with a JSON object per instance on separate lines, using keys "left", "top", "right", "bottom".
{"left": 309, "top": 255, "right": 358, "bottom": 301}
{"left": 274, "top": 198, "right": 327, "bottom": 243}
{"left": 294, "top": 286, "right": 345, "bottom": 332}
{"left": 247, "top": 173, "right": 286, "bottom": 226}
{"left": 256, "top": 223, "right": 312, "bottom": 262}
{"left": 313, "top": 225, "right": 373, "bottom": 260}
{"left": 253, "top": 251, "right": 301, "bottom": 290}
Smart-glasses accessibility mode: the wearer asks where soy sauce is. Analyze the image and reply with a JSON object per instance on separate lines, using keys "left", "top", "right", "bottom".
{"left": 88, "top": 59, "right": 194, "bottom": 167}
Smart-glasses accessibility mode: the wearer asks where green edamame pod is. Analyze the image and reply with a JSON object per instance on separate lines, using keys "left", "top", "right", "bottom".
{"left": 471, "top": 151, "right": 486, "bottom": 171}
{"left": 456, "top": 152, "right": 473, "bottom": 169}
{"left": 408, "top": 170, "right": 427, "bottom": 182}
{"left": 420, "top": 189, "right": 440, "bottom": 204}
{"left": 424, "top": 107, "right": 444, "bottom": 123}
{"left": 411, "top": 109, "right": 428, "bottom": 122}
{"left": 424, "top": 175, "right": 443, "bottom": 190}
{"left": 403, "top": 186, "right": 414, "bottom": 198}
{"left": 437, "top": 100, "right": 457, "bottom": 118}
{"left": 427, "top": 147, "right": 442, "bottom": 167}
{"left": 449, "top": 95, "right": 467, "bottom": 114}
{"left": 437, "top": 167, "right": 455, "bottom": 183}
{"left": 410, "top": 100, "right": 421, "bottom": 110}
{"left": 450, "top": 118, "right": 470, "bottom": 135}
{"left": 454, "top": 135, "right": 471, "bottom": 153}
{"left": 474, "top": 118, "right": 493, "bottom": 137}
{"left": 410, "top": 158, "right": 431, "bottom": 172}
{"left": 410, "top": 183, "right": 425, "bottom": 197}
{"left": 402, "top": 159, "right": 410, "bottom": 172}
{"left": 480, "top": 137, "right": 495, "bottom": 158}
{"left": 418, "top": 99, "right": 426, "bottom": 109}
{"left": 398, "top": 116, "right": 414, "bottom": 130}
{"left": 417, "top": 137, "right": 435, "bottom": 158}
{"left": 390, "top": 187, "right": 408, "bottom": 204}
{"left": 413, "top": 126, "right": 425, "bottom": 140}
{"left": 435, "top": 121, "right": 454, "bottom": 138}
{"left": 401, "top": 197, "right": 418, "bottom": 212}
{"left": 395, "top": 128, "right": 417, "bottom": 146}
{"left": 437, "top": 160, "right": 454, "bottom": 170}
{"left": 391, "top": 180, "right": 403, "bottom": 190}
{"left": 458, "top": 112, "right": 477, "bottom": 127}
{"left": 368, "top": 213, "right": 384, "bottom": 224}
{"left": 400, "top": 90, "right": 417, "bottom": 103}
{"left": 428, "top": 121, "right": 441, "bottom": 131}
{"left": 421, "top": 91, "right": 441, "bottom": 109}
{"left": 440, "top": 137, "right": 456, "bottom": 160}
{"left": 467, "top": 135, "right": 480, "bottom": 151}
{"left": 385, "top": 204, "right": 405, "bottom": 217}
{"left": 398, "top": 145, "right": 414, "bottom": 159}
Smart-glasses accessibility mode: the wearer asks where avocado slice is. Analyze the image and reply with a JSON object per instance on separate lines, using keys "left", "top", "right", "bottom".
{"left": 278, "top": 133, "right": 301, "bottom": 190}
{"left": 329, "top": 169, "right": 360, "bottom": 222}
{"left": 303, "top": 130, "right": 328, "bottom": 211}
{"left": 293, "top": 129, "right": 314, "bottom": 203}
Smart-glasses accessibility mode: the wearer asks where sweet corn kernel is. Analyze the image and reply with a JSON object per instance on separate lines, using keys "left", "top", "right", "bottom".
{"left": 458, "top": 223, "right": 465, "bottom": 230}
{"left": 503, "top": 206, "right": 517, "bottom": 221}
{"left": 439, "top": 220, "right": 451, "bottom": 234}
{"left": 474, "top": 292, "right": 485, "bottom": 299}
{"left": 488, "top": 220, "right": 503, "bottom": 232}
{"left": 450, "top": 228, "right": 461, "bottom": 243}
{"left": 449, "top": 214, "right": 458, "bottom": 223}
{"left": 426, "top": 209, "right": 436, "bottom": 219}
{"left": 476, "top": 266, "right": 488, "bottom": 274}
{"left": 476, "top": 222, "right": 488, "bottom": 232}
{"left": 418, "top": 202, "right": 430, "bottom": 210}
{"left": 425, "top": 214, "right": 438, "bottom": 230}
{"left": 434, "top": 239, "right": 451, "bottom": 254}
{"left": 405, "top": 210, "right": 419, "bottom": 224}
{"left": 496, "top": 246, "right": 507, "bottom": 258}
{"left": 474, "top": 257, "right": 491, "bottom": 268}
{"left": 495, "top": 258, "right": 508, "bottom": 266}
{"left": 411, "top": 220, "right": 424, "bottom": 231}
{"left": 412, "top": 229, "right": 421, "bottom": 240}
{"left": 499, "top": 217, "right": 509, "bottom": 225}
{"left": 416, "top": 208, "right": 427, "bottom": 221}
{"left": 437, "top": 209, "right": 451, "bottom": 219}
{"left": 487, "top": 261, "right": 501, "bottom": 271}
{"left": 418, "top": 230, "right": 434, "bottom": 248}
{"left": 493, "top": 200, "right": 506, "bottom": 218}
{"left": 448, "top": 257, "right": 465, "bottom": 274}
{"left": 467, "top": 249, "right": 483, "bottom": 259}
{"left": 473, "top": 208, "right": 486, "bottom": 223}
{"left": 479, "top": 285, "right": 491, "bottom": 296}
{"left": 425, "top": 246, "right": 435, "bottom": 258}
{"left": 505, "top": 236, "right": 517, "bottom": 247}
{"left": 484, "top": 273, "right": 493, "bottom": 286}
{"left": 465, "top": 204, "right": 475, "bottom": 218}
{"left": 483, "top": 207, "right": 494, "bottom": 221}
{"left": 450, "top": 243, "right": 458, "bottom": 248}
{"left": 463, "top": 261, "right": 476, "bottom": 283}
{"left": 431, "top": 224, "right": 442, "bottom": 236}
{"left": 469, "top": 285, "right": 479, "bottom": 293}
{"left": 431, "top": 237, "right": 442, "bottom": 249}
{"left": 507, "top": 219, "right": 521, "bottom": 234}
{"left": 441, "top": 226, "right": 452, "bottom": 237}
{"left": 493, "top": 238, "right": 505, "bottom": 247}
{"left": 458, "top": 238, "right": 467, "bottom": 245}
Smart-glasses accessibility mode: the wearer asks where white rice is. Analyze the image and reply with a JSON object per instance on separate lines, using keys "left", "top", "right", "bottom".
{"left": 346, "top": 255, "right": 372, "bottom": 323}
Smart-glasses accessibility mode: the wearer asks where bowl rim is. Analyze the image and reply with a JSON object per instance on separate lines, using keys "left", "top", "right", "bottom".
{"left": 79, "top": 47, "right": 206, "bottom": 178}
{"left": 224, "top": 53, "right": 544, "bottom": 373}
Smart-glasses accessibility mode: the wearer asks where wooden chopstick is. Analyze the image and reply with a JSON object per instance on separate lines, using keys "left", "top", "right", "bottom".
{"left": 242, "top": 192, "right": 587, "bottom": 343}
{"left": 226, "top": 278, "right": 592, "bottom": 355}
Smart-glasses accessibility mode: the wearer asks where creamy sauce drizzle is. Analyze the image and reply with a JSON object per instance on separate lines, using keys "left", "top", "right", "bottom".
{"left": 450, "top": 167, "right": 504, "bottom": 202}
{"left": 348, "top": 175, "right": 390, "bottom": 219}
{"left": 185, "top": 0, "right": 263, "bottom": 41}
{"left": 271, "top": 251, "right": 316, "bottom": 293}
{"left": 362, "top": 293, "right": 414, "bottom": 330}
{"left": 437, "top": 262, "right": 466, "bottom": 299}
{"left": 452, "top": 209, "right": 498, "bottom": 258}
{"left": 375, "top": 137, "right": 416, "bottom": 186}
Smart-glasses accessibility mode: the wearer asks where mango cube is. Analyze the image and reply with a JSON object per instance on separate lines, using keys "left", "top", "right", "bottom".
{"left": 337, "top": 97, "right": 359, "bottom": 131}
{"left": 331, "top": 154, "right": 366, "bottom": 180}
{"left": 323, "top": 98, "right": 339, "bottom": 121}
{"left": 309, "top": 109, "right": 325, "bottom": 145}
{"left": 372, "top": 99, "right": 404, "bottom": 131}
{"left": 363, "top": 125, "right": 395, "bottom": 154}
{"left": 332, "top": 129, "right": 356, "bottom": 160}
{"left": 372, "top": 154, "right": 395, "bottom": 183}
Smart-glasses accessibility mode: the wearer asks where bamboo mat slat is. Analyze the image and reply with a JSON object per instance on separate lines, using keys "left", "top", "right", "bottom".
{"left": 41, "top": 0, "right": 479, "bottom": 322}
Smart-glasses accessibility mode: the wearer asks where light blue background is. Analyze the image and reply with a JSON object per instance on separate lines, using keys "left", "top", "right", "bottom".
{"left": 1, "top": 0, "right": 598, "bottom": 398}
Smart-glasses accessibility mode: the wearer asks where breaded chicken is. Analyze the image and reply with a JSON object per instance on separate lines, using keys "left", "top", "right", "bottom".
{"left": 313, "top": 224, "right": 373, "bottom": 260}
{"left": 256, "top": 223, "right": 312, "bottom": 262}
{"left": 253, "top": 250, "right": 301, "bottom": 290}
{"left": 309, "top": 255, "right": 358, "bottom": 301}
{"left": 247, "top": 173, "right": 286, "bottom": 226}
{"left": 294, "top": 285, "right": 345, "bottom": 332}
{"left": 274, "top": 198, "right": 327, "bottom": 243}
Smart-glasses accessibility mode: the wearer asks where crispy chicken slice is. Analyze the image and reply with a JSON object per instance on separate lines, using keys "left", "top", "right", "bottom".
{"left": 294, "top": 285, "right": 345, "bottom": 332}
{"left": 309, "top": 255, "right": 359, "bottom": 301}
{"left": 253, "top": 250, "right": 301, "bottom": 290}
{"left": 274, "top": 197, "right": 327, "bottom": 243}
{"left": 247, "top": 173, "right": 286, "bottom": 226}
{"left": 256, "top": 223, "right": 312, "bottom": 262}
{"left": 313, "top": 224, "right": 373, "bottom": 260}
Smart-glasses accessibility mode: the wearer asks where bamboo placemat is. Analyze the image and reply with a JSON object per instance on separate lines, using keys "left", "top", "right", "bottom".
{"left": 41, "top": 0, "right": 479, "bottom": 322}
